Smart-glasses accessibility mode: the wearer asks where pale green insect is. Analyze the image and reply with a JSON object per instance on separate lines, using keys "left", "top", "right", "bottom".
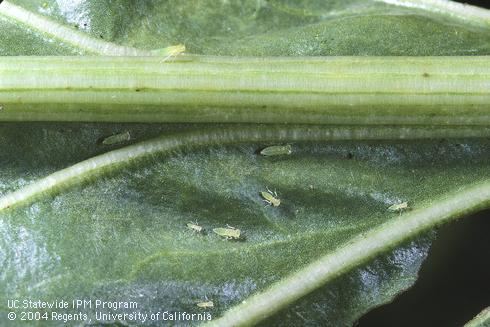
{"left": 387, "top": 201, "right": 409, "bottom": 212}
{"left": 213, "top": 225, "right": 241, "bottom": 240}
{"left": 102, "top": 131, "right": 131, "bottom": 145}
{"left": 196, "top": 300, "right": 214, "bottom": 309}
{"left": 186, "top": 221, "right": 203, "bottom": 233}
{"left": 151, "top": 44, "right": 186, "bottom": 63}
{"left": 261, "top": 188, "right": 281, "bottom": 207}
{"left": 260, "top": 144, "right": 292, "bottom": 156}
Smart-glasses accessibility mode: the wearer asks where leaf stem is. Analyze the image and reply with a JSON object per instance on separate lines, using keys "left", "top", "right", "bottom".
{"left": 0, "top": 56, "right": 489, "bottom": 124}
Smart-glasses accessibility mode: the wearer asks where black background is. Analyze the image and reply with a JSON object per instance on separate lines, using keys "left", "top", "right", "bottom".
{"left": 359, "top": 211, "right": 490, "bottom": 327}
{"left": 458, "top": 0, "right": 490, "bottom": 8}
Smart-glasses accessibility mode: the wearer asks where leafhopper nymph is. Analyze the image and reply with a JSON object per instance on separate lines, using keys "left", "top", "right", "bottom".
{"left": 387, "top": 201, "right": 409, "bottom": 212}
{"left": 260, "top": 144, "right": 292, "bottom": 156}
{"left": 260, "top": 188, "right": 281, "bottom": 207}
{"left": 196, "top": 300, "right": 214, "bottom": 309}
{"left": 152, "top": 44, "right": 186, "bottom": 63}
{"left": 102, "top": 131, "right": 131, "bottom": 145}
{"left": 186, "top": 221, "right": 204, "bottom": 233}
{"left": 213, "top": 225, "right": 241, "bottom": 240}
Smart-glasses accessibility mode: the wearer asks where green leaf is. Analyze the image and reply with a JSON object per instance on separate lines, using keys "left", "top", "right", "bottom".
{"left": 2, "top": 125, "right": 490, "bottom": 327}
{"left": 1, "top": 0, "right": 490, "bottom": 55}
{"left": 1, "top": 1, "right": 489, "bottom": 326}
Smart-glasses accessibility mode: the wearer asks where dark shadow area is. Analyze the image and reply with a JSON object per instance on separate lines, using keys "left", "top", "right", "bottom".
{"left": 455, "top": 0, "right": 490, "bottom": 9}
{"left": 358, "top": 209, "right": 490, "bottom": 327}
